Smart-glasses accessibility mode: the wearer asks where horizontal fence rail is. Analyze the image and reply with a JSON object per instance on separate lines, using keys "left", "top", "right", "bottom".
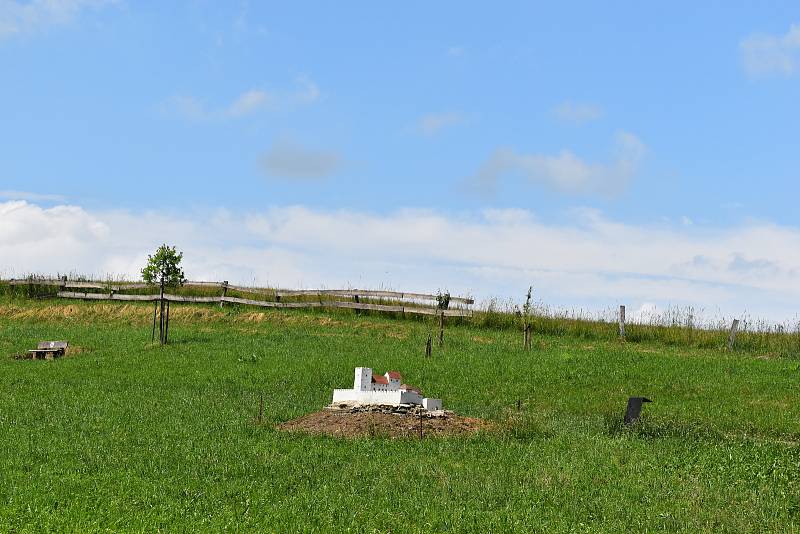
{"left": 56, "top": 291, "right": 472, "bottom": 317}
{"left": 10, "top": 278, "right": 474, "bottom": 305}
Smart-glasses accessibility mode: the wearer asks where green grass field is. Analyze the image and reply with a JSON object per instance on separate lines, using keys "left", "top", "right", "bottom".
{"left": 1, "top": 298, "right": 799, "bottom": 532}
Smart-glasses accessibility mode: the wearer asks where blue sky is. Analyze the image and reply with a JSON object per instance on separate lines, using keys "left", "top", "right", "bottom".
{"left": 2, "top": 1, "right": 800, "bottom": 323}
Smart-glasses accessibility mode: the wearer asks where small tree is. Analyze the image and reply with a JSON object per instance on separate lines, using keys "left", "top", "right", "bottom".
{"left": 142, "top": 244, "right": 186, "bottom": 288}
{"left": 142, "top": 244, "right": 186, "bottom": 344}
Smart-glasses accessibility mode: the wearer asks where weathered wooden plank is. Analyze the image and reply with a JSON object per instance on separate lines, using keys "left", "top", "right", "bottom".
{"left": 64, "top": 282, "right": 106, "bottom": 289}
{"left": 10, "top": 279, "right": 62, "bottom": 286}
{"left": 401, "top": 291, "right": 475, "bottom": 305}
{"left": 112, "top": 293, "right": 159, "bottom": 301}
{"left": 164, "top": 295, "right": 220, "bottom": 303}
{"left": 183, "top": 280, "right": 224, "bottom": 288}
{"left": 403, "top": 307, "right": 438, "bottom": 316}
{"left": 273, "top": 288, "right": 474, "bottom": 304}
{"left": 331, "top": 301, "right": 405, "bottom": 313}
{"left": 221, "top": 296, "right": 321, "bottom": 308}
{"left": 56, "top": 291, "right": 473, "bottom": 314}
{"left": 113, "top": 283, "right": 151, "bottom": 290}
{"left": 16, "top": 278, "right": 474, "bottom": 305}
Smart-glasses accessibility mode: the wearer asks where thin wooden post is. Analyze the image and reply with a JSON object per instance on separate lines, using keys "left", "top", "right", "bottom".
{"left": 438, "top": 312, "right": 445, "bottom": 347}
{"left": 257, "top": 393, "right": 264, "bottom": 424}
{"left": 219, "top": 281, "right": 228, "bottom": 308}
{"left": 159, "top": 281, "right": 165, "bottom": 345}
{"left": 728, "top": 319, "right": 740, "bottom": 350}
{"left": 425, "top": 334, "right": 432, "bottom": 358}
{"left": 164, "top": 300, "right": 170, "bottom": 344}
{"left": 60, "top": 275, "right": 67, "bottom": 291}
{"left": 354, "top": 294, "right": 361, "bottom": 316}
{"left": 151, "top": 300, "right": 158, "bottom": 342}
{"left": 523, "top": 323, "right": 532, "bottom": 350}
{"left": 619, "top": 305, "right": 626, "bottom": 339}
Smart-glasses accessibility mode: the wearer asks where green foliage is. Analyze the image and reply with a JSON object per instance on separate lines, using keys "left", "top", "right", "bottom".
{"left": 1, "top": 297, "right": 799, "bottom": 531}
{"left": 436, "top": 290, "right": 451, "bottom": 310}
{"left": 141, "top": 244, "right": 186, "bottom": 288}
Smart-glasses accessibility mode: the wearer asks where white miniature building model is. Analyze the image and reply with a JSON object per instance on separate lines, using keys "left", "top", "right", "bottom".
{"left": 332, "top": 367, "right": 443, "bottom": 411}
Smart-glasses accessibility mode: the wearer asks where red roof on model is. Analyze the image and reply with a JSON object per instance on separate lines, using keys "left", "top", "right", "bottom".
{"left": 372, "top": 374, "right": 389, "bottom": 384}
{"left": 386, "top": 371, "right": 402, "bottom": 380}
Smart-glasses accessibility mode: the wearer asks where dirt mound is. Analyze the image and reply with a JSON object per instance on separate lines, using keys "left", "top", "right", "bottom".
{"left": 277, "top": 405, "right": 494, "bottom": 439}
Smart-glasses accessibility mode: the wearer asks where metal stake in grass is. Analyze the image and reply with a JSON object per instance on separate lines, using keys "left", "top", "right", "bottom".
{"left": 256, "top": 393, "right": 264, "bottom": 424}
{"left": 438, "top": 312, "right": 445, "bottom": 348}
{"left": 425, "top": 334, "right": 432, "bottom": 358}
{"left": 624, "top": 396, "right": 651, "bottom": 426}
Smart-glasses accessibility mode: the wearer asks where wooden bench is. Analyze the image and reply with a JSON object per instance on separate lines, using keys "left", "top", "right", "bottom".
{"left": 28, "top": 341, "right": 68, "bottom": 360}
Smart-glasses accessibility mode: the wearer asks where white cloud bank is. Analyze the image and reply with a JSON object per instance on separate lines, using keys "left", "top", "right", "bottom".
{"left": 0, "top": 0, "right": 115, "bottom": 39}
{"left": 741, "top": 23, "right": 800, "bottom": 78}
{"left": 472, "top": 131, "right": 645, "bottom": 196}
{"left": 2, "top": 200, "right": 800, "bottom": 322}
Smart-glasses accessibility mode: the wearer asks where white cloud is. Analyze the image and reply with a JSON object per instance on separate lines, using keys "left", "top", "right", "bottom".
{"left": 166, "top": 77, "right": 320, "bottom": 120}
{"left": 740, "top": 23, "right": 800, "bottom": 78}
{"left": 472, "top": 131, "right": 646, "bottom": 195}
{"left": 227, "top": 90, "right": 270, "bottom": 117}
{"left": 553, "top": 101, "right": 603, "bottom": 123}
{"left": 3, "top": 200, "right": 800, "bottom": 323}
{"left": 417, "top": 112, "right": 465, "bottom": 136}
{"left": 0, "top": 0, "right": 116, "bottom": 39}
{"left": 259, "top": 140, "right": 342, "bottom": 180}
{"left": 0, "top": 190, "right": 64, "bottom": 201}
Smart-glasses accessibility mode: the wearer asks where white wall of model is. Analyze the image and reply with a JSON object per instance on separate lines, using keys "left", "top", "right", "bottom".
{"left": 332, "top": 367, "right": 443, "bottom": 411}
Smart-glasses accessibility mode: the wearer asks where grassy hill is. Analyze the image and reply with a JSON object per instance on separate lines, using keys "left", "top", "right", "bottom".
{"left": 1, "top": 296, "right": 798, "bottom": 531}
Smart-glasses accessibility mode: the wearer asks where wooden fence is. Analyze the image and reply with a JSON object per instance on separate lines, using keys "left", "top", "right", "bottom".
{"left": 8, "top": 278, "right": 473, "bottom": 317}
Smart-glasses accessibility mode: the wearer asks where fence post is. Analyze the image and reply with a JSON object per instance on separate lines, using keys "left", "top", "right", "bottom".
{"left": 619, "top": 305, "right": 626, "bottom": 339}
{"left": 219, "top": 281, "right": 228, "bottom": 308}
{"left": 159, "top": 281, "right": 165, "bottom": 345}
{"left": 728, "top": 319, "right": 740, "bottom": 350}
{"left": 524, "top": 323, "right": 531, "bottom": 350}
{"left": 151, "top": 299, "right": 157, "bottom": 342}
{"left": 438, "top": 312, "right": 445, "bottom": 347}
{"left": 425, "top": 334, "right": 432, "bottom": 357}
{"left": 60, "top": 275, "right": 67, "bottom": 292}
{"left": 164, "top": 300, "right": 170, "bottom": 343}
